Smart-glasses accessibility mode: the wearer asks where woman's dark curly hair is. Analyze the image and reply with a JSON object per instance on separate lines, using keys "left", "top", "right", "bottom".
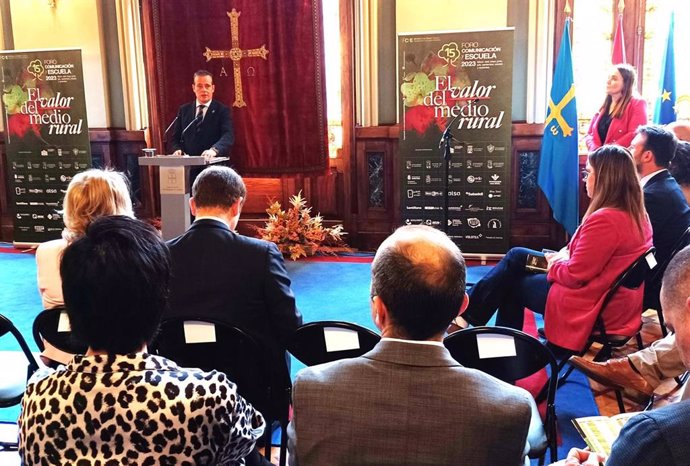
{"left": 670, "top": 141, "right": 690, "bottom": 186}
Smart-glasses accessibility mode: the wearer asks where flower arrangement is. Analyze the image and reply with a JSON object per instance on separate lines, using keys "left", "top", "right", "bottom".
{"left": 255, "top": 191, "right": 351, "bottom": 260}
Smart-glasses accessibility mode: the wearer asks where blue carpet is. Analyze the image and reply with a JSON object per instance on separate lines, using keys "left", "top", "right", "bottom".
{"left": 0, "top": 253, "right": 594, "bottom": 459}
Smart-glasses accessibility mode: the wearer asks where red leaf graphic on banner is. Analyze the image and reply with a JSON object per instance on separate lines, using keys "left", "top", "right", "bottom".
{"left": 405, "top": 105, "right": 435, "bottom": 135}
{"left": 7, "top": 113, "right": 40, "bottom": 139}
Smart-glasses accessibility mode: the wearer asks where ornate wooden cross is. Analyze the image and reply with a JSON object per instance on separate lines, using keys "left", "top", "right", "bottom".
{"left": 202, "top": 9, "right": 269, "bottom": 108}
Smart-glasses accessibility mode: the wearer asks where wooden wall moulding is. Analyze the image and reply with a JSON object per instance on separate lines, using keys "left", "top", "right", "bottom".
{"left": 236, "top": 169, "right": 344, "bottom": 238}
{"left": 352, "top": 126, "right": 399, "bottom": 251}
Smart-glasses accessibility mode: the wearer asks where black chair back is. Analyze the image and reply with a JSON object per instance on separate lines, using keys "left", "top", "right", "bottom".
{"left": 32, "top": 307, "right": 88, "bottom": 356}
{"left": 593, "top": 247, "right": 656, "bottom": 342}
{"left": 647, "top": 228, "right": 690, "bottom": 335}
{"left": 649, "top": 227, "right": 690, "bottom": 286}
{"left": 444, "top": 326, "right": 558, "bottom": 465}
{"left": 154, "top": 318, "right": 272, "bottom": 413}
{"left": 152, "top": 317, "right": 288, "bottom": 464}
{"left": 0, "top": 313, "right": 40, "bottom": 408}
{"left": 287, "top": 321, "right": 380, "bottom": 367}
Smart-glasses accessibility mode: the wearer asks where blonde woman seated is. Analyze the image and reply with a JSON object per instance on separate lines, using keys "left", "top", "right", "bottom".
{"left": 35, "top": 169, "right": 134, "bottom": 364}
{"left": 457, "top": 145, "right": 653, "bottom": 353}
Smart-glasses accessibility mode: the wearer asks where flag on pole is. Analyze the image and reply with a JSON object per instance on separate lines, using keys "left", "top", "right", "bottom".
{"left": 538, "top": 17, "right": 579, "bottom": 236}
{"left": 654, "top": 12, "right": 676, "bottom": 124}
{"left": 612, "top": 13, "right": 626, "bottom": 64}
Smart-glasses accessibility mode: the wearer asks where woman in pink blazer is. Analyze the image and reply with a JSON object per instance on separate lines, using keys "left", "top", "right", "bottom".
{"left": 585, "top": 64, "right": 648, "bottom": 151}
{"left": 457, "top": 145, "right": 652, "bottom": 352}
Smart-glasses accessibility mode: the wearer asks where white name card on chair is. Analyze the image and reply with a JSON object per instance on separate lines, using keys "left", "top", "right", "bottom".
{"left": 183, "top": 321, "right": 217, "bottom": 344}
{"left": 57, "top": 311, "right": 71, "bottom": 333}
{"left": 476, "top": 334, "right": 517, "bottom": 359}
{"left": 324, "top": 327, "right": 360, "bottom": 352}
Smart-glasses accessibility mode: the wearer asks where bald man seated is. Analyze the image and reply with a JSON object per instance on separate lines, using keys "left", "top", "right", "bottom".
{"left": 288, "top": 225, "right": 535, "bottom": 466}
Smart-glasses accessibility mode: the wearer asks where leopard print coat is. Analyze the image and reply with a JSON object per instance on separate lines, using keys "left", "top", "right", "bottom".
{"left": 18, "top": 353, "right": 265, "bottom": 465}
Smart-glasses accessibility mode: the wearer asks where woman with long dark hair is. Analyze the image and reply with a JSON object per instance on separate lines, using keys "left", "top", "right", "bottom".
{"left": 585, "top": 64, "right": 648, "bottom": 151}
{"left": 456, "top": 145, "right": 653, "bottom": 352}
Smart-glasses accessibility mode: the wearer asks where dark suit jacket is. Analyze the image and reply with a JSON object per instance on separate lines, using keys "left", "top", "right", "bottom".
{"left": 165, "top": 219, "right": 302, "bottom": 409}
{"left": 607, "top": 400, "right": 690, "bottom": 466}
{"left": 643, "top": 170, "right": 690, "bottom": 307}
{"left": 171, "top": 100, "right": 234, "bottom": 156}
{"left": 288, "top": 340, "right": 533, "bottom": 466}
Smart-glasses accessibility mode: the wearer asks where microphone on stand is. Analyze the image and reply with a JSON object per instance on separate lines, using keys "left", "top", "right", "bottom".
{"left": 181, "top": 113, "right": 203, "bottom": 138}
{"left": 163, "top": 116, "right": 178, "bottom": 136}
{"left": 439, "top": 112, "right": 462, "bottom": 148}
{"left": 438, "top": 98, "right": 480, "bottom": 148}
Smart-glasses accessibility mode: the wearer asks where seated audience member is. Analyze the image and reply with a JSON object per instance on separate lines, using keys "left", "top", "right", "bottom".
{"left": 670, "top": 140, "right": 690, "bottom": 204}
{"left": 35, "top": 168, "right": 134, "bottom": 365}
{"left": 165, "top": 166, "right": 302, "bottom": 416}
{"left": 570, "top": 132, "right": 690, "bottom": 395}
{"left": 19, "top": 216, "right": 264, "bottom": 465}
{"left": 552, "top": 245, "right": 690, "bottom": 466}
{"left": 629, "top": 125, "right": 690, "bottom": 310}
{"left": 457, "top": 145, "right": 652, "bottom": 353}
{"left": 288, "top": 225, "right": 534, "bottom": 466}
{"left": 667, "top": 120, "right": 690, "bottom": 143}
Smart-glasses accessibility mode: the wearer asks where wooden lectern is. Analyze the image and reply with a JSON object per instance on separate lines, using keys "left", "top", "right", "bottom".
{"left": 138, "top": 155, "right": 229, "bottom": 240}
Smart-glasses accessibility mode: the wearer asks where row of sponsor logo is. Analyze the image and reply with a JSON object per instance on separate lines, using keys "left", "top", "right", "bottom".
{"left": 403, "top": 217, "right": 503, "bottom": 229}
{"left": 405, "top": 159, "right": 505, "bottom": 170}
{"left": 15, "top": 212, "right": 62, "bottom": 221}
{"left": 26, "top": 148, "right": 88, "bottom": 157}
{"left": 12, "top": 161, "right": 88, "bottom": 170}
{"left": 14, "top": 173, "right": 74, "bottom": 183}
{"left": 448, "top": 233, "right": 505, "bottom": 241}
{"left": 404, "top": 204, "right": 504, "bottom": 212}
{"left": 14, "top": 187, "right": 66, "bottom": 196}
{"left": 16, "top": 224, "right": 63, "bottom": 234}
{"left": 445, "top": 143, "right": 506, "bottom": 155}
{"left": 405, "top": 173, "right": 503, "bottom": 186}
{"left": 16, "top": 201, "right": 60, "bottom": 207}
{"left": 405, "top": 189, "right": 504, "bottom": 199}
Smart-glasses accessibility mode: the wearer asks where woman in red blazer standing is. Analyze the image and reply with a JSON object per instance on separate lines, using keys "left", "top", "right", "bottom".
{"left": 585, "top": 64, "right": 648, "bottom": 151}
{"left": 456, "top": 145, "right": 652, "bottom": 352}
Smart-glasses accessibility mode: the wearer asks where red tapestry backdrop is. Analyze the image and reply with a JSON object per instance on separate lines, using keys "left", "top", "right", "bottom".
{"left": 148, "top": 0, "right": 328, "bottom": 173}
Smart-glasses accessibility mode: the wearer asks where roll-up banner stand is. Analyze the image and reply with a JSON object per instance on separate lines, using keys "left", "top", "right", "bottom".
{"left": 398, "top": 29, "right": 514, "bottom": 256}
{"left": 1, "top": 48, "right": 92, "bottom": 247}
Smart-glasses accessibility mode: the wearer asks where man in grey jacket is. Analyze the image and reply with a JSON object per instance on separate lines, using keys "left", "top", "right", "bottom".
{"left": 288, "top": 225, "right": 534, "bottom": 466}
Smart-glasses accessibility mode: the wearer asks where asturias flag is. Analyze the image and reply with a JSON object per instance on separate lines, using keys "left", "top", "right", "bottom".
{"left": 538, "top": 17, "right": 579, "bottom": 236}
{"left": 654, "top": 12, "right": 676, "bottom": 124}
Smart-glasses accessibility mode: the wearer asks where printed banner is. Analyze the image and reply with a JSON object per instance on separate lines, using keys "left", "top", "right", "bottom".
{"left": 1, "top": 49, "right": 91, "bottom": 245}
{"left": 398, "top": 29, "right": 513, "bottom": 254}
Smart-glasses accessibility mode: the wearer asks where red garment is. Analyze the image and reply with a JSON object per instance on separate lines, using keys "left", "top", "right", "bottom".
{"left": 585, "top": 95, "right": 648, "bottom": 152}
{"left": 545, "top": 208, "right": 653, "bottom": 351}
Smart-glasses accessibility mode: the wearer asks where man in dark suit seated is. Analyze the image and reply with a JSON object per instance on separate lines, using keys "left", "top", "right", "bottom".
{"left": 555, "top": 245, "right": 690, "bottom": 466}
{"left": 164, "top": 166, "right": 302, "bottom": 425}
{"left": 570, "top": 125, "right": 690, "bottom": 395}
{"left": 631, "top": 125, "right": 690, "bottom": 309}
{"left": 171, "top": 69, "right": 234, "bottom": 182}
{"left": 288, "top": 225, "right": 534, "bottom": 466}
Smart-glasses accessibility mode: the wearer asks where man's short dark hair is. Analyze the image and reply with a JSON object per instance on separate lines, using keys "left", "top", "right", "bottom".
{"left": 637, "top": 125, "right": 678, "bottom": 168}
{"left": 192, "top": 166, "right": 247, "bottom": 209}
{"left": 670, "top": 141, "right": 690, "bottom": 186}
{"left": 371, "top": 225, "right": 466, "bottom": 340}
{"left": 60, "top": 216, "right": 171, "bottom": 354}
{"left": 194, "top": 69, "right": 213, "bottom": 81}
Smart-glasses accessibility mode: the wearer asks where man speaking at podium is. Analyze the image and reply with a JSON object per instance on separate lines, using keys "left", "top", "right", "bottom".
{"left": 171, "top": 70, "right": 234, "bottom": 180}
